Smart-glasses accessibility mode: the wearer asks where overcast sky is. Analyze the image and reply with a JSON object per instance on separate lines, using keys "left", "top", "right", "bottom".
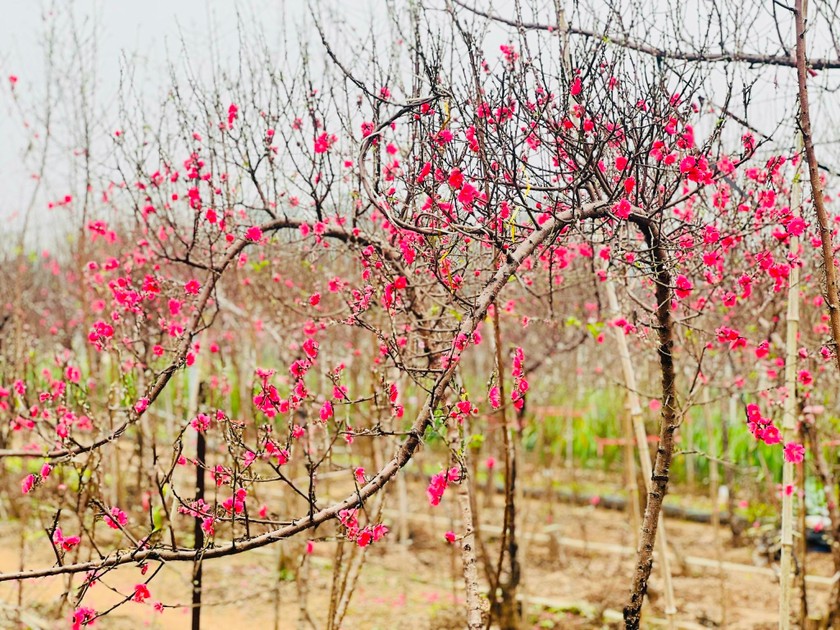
{"left": 0, "top": 1, "right": 318, "bottom": 242}
{"left": 1, "top": 0, "right": 837, "bottom": 248}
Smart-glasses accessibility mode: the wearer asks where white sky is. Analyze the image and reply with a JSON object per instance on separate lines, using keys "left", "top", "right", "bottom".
{"left": 2, "top": 0, "right": 839, "bottom": 248}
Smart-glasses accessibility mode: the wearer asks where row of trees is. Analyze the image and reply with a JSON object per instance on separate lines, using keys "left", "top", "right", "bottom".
{"left": 3, "top": 1, "right": 840, "bottom": 627}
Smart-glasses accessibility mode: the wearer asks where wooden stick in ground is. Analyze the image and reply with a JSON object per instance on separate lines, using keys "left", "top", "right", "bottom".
{"left": 796, "top": 421, "right": 809, "bottom": 627}
{"left": 779, "top": 129, "right": 803, "bottom": 630}
{"left": 605, "top": 276, "right": 677, "bottom": 629}
{"left": 623, "top": 399, "right": 642, "bottom": 548}
{"left": 702, "top": 388, "right": 727, "bottom": 625}
{"left": 723, "top": 364, "right": 742, "bottom": 544}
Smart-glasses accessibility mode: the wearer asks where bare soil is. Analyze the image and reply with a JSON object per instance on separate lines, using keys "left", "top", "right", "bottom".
{"left": 0, "top": 482, "right": 832, "bottom": 629}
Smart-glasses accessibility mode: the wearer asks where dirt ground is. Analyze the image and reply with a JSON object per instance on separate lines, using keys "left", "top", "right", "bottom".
{"left": 0, "top": 480, "right": 833, "bottom": 629}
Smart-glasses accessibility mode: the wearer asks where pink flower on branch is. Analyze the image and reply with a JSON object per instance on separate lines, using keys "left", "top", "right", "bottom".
{"left": 783, "top": 442, "right": 805, "bottom": 464}
{"left": 132, "top": 583, "right": 151, "bottom": 603}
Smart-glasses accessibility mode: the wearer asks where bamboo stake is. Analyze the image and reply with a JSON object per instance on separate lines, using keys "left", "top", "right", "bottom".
{"left": 605, "top": 278, "right": 678, "bottom": 628}
{"left": 796, "top": 422, "right": 809, "bottom": 627}
{"left": 702, "top": 388, "right": 727, "bottom": 625}
{"left": 623, "top": 399, "right": 642, "bottom": 547}
{"left": 724, "top": 364, "right": 741, "bottom": 544}
{"left": 779, "top": 129, "right": 803, "bottom": 630}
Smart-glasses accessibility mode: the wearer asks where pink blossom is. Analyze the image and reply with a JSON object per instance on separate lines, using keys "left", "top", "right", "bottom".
{"left": 762, "top": 425, "right": 781, "bottom": 445}
{"left": 21, "top": 474, "right": 36, "bottom": 494}
{"left": 104, "top": 506, "right": 128, "bottom": 530}
{"left": 427, "top": 467, "right": 460, "bottom": 506}
{"left": 784, "top": 442, "right": 805, "bottom": 464}
{"left": 302, "top": 338, "right": 319, "bottom": 359}
{"left": 227, "top": 103, "right": 238, "bottom": 128}
{"left": 354, "top": 467, "right": 366, "bottom": 484}
{"left": 72, "top": 607, "right": 96, "bottom": 629}
{"left": 613, "top": 198, "right": 632, "bottom": 219}
{"left": 52, "top": 527, "right": 81, "bottom": 551}
{"left": 488, "top": 386, "right": 501, "bottom": 409}
{"left": 190, "top": 413, "right": 211, "bottom": 432}
{"left": 674, "top": 275, "right": 693, "bottom": 299}
{"left": 133, "top": 583, "right": 151, "bottom": 603}
{"left": 65, "top": 366, "right": 81, "bottom": 383}
{"left": 314, "top": 133, "right": 337, "bottom": 154}
{"left": 320, "top": 400, "right": 334, "bottom": 422}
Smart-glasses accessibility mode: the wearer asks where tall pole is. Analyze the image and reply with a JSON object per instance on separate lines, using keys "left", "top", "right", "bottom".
{"left": 779, "top": 104, "right": 804, "bottom": 630}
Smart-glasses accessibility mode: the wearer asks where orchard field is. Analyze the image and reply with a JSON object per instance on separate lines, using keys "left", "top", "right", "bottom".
{"left": 4, "top": 1, "right": 840, "bottom": 628}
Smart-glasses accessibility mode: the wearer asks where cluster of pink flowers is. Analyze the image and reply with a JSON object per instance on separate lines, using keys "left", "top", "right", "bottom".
{"left": 313, "top": 132, "right": 337, "bottom": 154}
{"left": 388, "top": 383, "right": 404, "bottom": 418}
{"left": 716, "top": 326, "right": 747, "bottom": 350}
{"left": 745, "top": 403, "right": 781, "bottom": 445}
{"left": 226, "top": 103, "right": 238, "bottom": 129}
{"left": 87, "top": 320, "right": 114, "bottom": 351}
{"left": 252, "top": 369, "right": 286, "bottom": 418}
{"left": 746, "top": 404, "right": 807, "bottom": 465}
{"left": 511, "top": 347, "right": 528, "bottom": 411}
{"left": 382, "top": 275, "right": 408, "bottom": 310}
{"left": 264, "top": 440, "right": 290, "bottom": 465}
{"left": 177, "top": 499, "right": 215, "bottom": 536}
{"left": 252, "top": 328, "right": 325, "bottom": 424}
{"left": 190, "top": 412, "right": 215, "bottom": 432}
{"left": 132, "top": 583, "right": 151, "bottom": 603}
{"left": 319, "top": 400, "right": 333, "bottom": 422}
{"left": 20, "top": 463, "right": 52, "bottom": 495}
{"left": 103, "top": 506, "right": 128, "bottom": 530}
{"left": 52, "top": 527, "right": 81, "bottom": 552}
{"left": 488, "top": 385, "right": 502, "bottom": 409}
{"left": 674, "top": 274, "right": 693, "bottom": 299}
{"left": 427, "top": 466, "right": 461, "bottom": 506}
{"left": 337, "top": 508, "right": 389, "bottom": 547}
{"left": 222, "top": 488, "right": 247, "bottom": 514}
{"left": 453, "top": 330, "right": 482, "bottom": 351}
{"left": 245, "top": 225, "right": 263, "bottom": 242}
{"left": 72, "top": 606, "right": 96, "bottom": 629}
{"left": 449, "top": 399, "right": 478, "bottom": 424}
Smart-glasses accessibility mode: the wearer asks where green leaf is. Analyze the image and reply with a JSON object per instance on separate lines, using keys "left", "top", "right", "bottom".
{"left": 585, "top": 321, "right": 604, "bottom": 338}
{"left": 152, "top": 506, "right": 164, "bottom": 532}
